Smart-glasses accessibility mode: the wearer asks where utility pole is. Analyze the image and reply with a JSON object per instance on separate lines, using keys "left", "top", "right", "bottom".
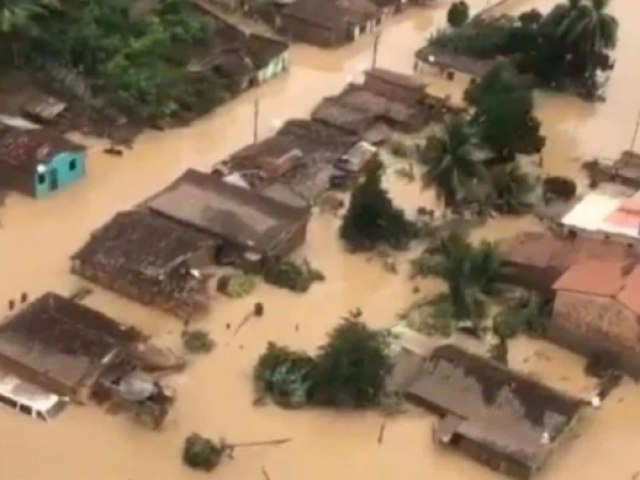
{"left": 630, "top": 107, "right": 640, "bottom": 152}
{"left": 371, "top": 32, "right": 381, "bottom": 69}
{"left": 253, "top": 98, "right": 260, "bottom": 143}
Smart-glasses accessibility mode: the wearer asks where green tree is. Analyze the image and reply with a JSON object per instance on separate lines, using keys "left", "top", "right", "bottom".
{"left": 556, "top": 0, "right": 618, "bottom": 53}
{"left": 447, "top": 1, "right": 470, "bottom": 28}
{"left": 487, "top": 163, "right": 538, "bottom": 214}
{"left": 312, "top": 320, "right": 391, "bottom": 408}
{"left": 414, "top": 232, "right": 506, "bottom": 324}
{"left": 465, "top": 62, "right": 546, "bottom": 160}
{"left": 340, "top": 161, "right": 415, "bottom": 251}
{"left": 420, "top": 118, "right": 492, "bottom": 209}
{"left": 0, "top": 0, "right": 58, "bottom": 63}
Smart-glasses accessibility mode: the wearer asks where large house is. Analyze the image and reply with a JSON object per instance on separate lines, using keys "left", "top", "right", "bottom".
{"left": 0, "top": 125, "right": 86, "bottom": 198}
{"left": 550, "top": 259, "right": 640, "bottom": 377}
{"left": 189, "top": 21, "right": 290, "bottom": 92}
{"left": 145, "top": 169, "right": 310, "bottom": 263}
{"left": 391, "top": 345, "right": 584, "bottom": 479}
{"left": 0, "top": 293, "right": 144, "bottom": 404}
{"left": 500, "top": 231, "right": 639, "bottom": 294}
{"left": 279, "top": 0, "right": 381, "bottom": 47}
{"left": 72, "top": 210, "right": 214, "bottom": 319}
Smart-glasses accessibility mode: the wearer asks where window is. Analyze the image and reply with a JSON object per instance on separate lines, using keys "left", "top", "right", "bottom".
{"left": 37, "top": 173, "right": 46, "bottom": 184}
{"left": 69, "top": 159, "right": 77, "bottom": 171}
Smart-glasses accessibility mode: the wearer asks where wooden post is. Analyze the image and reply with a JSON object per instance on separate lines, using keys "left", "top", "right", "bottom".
{"left": 372, "top": 32, "right": 381, "bottom": 69}
{"left": 631, "top": 107, "right": 640, "bottom": 151}
{"left": 253, "top": 98, "right": 260, "bottom": 143}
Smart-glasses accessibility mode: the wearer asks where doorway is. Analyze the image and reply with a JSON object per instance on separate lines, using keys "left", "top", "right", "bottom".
{"left": 49, "top": 168, "right": 59, "bottom": 191}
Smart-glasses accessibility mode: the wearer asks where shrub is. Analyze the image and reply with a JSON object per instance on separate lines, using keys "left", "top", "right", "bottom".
{"left": 543, "top": 176, "right": 577, "bottom": 201}
{"left": 253, "top": 343, "right": 316, "bottom": 408}
{"left": 447, "top": 1, "right": 470, "bottom": 28}
{"left": 183, "top": 433, "right": 225, "bottom": 471}
{"left": 182, "top": 329, "right": 215, "bottom": 353}
{"left": 389, "top": 139, "right": 413, "bottom": 158}
{"left": 262, "top": 258, "right": 324, "bottom": 293}
{"left": 217, "top": 272, "right": 256, "bottom": 298}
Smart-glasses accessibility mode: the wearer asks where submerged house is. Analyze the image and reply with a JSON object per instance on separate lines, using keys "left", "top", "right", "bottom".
{"left": 0, "top": 125, "right": 86, "bottom": 198}
{"left": 279, "top": 0, "right": 381, "bottom": 47}
{"left": 414, "top": 44, "right": 499, "bottom": 81}
{"left": 0, "top": 293, "right": 144, "bottom": 404}
{"left": 499, "top": 231, "right": 638, "bottom": 294}
{"left": 72, "top": 210, "right": 214, "bottom": 319}
{"left": 550, "top": 259, "right": 640, "bottom": 377}
{"left": 363, "top": 68, "right": 426, "bottom": 104}
{"left": 189, "top": 21, "right": 289, "bottom": 92}
{"left": 217, "top": 118, "right": 358, "bottom": 199}
{"left": 145, "top": 169, "right": 311, "bottom": 263}
{"left": 583, "top": 150, "right": 640, "bottom": 189}
{"left": 392, "top": 345, "right": 583, "bottom": 479}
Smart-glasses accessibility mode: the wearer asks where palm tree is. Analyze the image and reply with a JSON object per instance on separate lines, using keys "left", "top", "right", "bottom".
{"left": 419, "top": 118, "right": 492, "bottom": 209}
{"left": 556, "top": 0, "right": 618, "bottom": 54}
{"left": 414, "top": 232, "right": 506, "bottom": 324}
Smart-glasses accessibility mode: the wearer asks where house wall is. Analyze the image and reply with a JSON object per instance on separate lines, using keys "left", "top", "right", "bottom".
{"left": 451, "top": 433, "right": 533, "bottom": 480}
{"left": 71, "top": 260, "right": 209, "bottom": 319}
{"left": 280, "top": 15, "right": 344, "bottom": 47}
{"left": 413, "top": 58, "right": 477, "bottom": 84}
{"left": 0, "top": 163, "right": 35, "bottom": 196}
{"left": 0, "top": 352, "right": 78, "bottom": 399}
{"left": 257, "top": 51, "right": 290, "bottom": 84}
{"left": 550, "top": 291, "right": 640, "bottom": 377}
{"left": 34, "top": 150, "right": 86, "bottom": 199}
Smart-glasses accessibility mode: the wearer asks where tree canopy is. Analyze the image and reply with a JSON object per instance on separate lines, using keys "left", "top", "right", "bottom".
{"left": 254, "top": 319, "right": 391, "bottom": 409}
{"left": 447, "top": 1, "right": 470, "bottom": 28}
{"left": 340, "top": 161, "right": 416, "bottom": 251}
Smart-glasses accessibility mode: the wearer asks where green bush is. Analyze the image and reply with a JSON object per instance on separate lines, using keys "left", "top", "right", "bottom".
{"left": 183, "top": 433, "right": 225, "bottom": 471}
{"left": 543, "top": 176, "right": 577, "bottom": 201}
{"left": 262, "top": 258, "right": 325, "bottom": 293}
{"left": 182, "top": 329, "right": 215, "bottom": 353}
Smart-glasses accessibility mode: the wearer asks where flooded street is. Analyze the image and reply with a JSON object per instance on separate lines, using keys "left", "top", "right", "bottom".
{"left": 1, "top": 0, "right": 640, "bottom": 479}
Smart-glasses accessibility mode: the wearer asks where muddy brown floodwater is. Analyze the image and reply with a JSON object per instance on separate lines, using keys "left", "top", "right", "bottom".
{"left": 1, "top": 0, "right": 640, "bottom": 479}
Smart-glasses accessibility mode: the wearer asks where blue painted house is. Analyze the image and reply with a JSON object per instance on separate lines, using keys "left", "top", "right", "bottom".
{"left": 0, "top": 126, "right": 86, "bottom": 198}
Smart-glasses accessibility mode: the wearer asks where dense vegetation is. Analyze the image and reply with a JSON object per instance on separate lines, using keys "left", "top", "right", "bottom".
{"left": 2, "top": 0, "right": 227, "bottom": 123}
{"left": 428, "top": 0, "right": 619, "bottom": 99}
{"left": 183, "top": 433, "right": 226, "bottom": 471}
{"left": 419, "top": 62, "right": 541, "bottom": 213}
{"left": 340, "top": 161, "right": 416, "bottom": 251}
{"left": 254, "top": 319, "right": 391, "bottom": 408}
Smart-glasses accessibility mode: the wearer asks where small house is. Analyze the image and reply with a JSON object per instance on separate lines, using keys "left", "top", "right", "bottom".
{"left": 550, "top": 259, "right": 640, "bottom": 377}
{"left": 0, "top": 125, "right": 86, "bottom": 198}
{"left": 392, "top": 345, "right": 583, "bottom": 479}
{"left": 584, "top": 150, "right": 640, "bottom": 189}
{"left": 499, "top": 231, "right": 638, "bottom": 294}
{"left": 72, "top": 210, "right": 214, "bottom": 318}
{"left": 279, "top": 0, "right": 381, "bottom": 47}
{"left": 330, "top": 140, "right": 377, "bottom": 189}
{"left": 189, "top": 22, "right": 289, "bottom": 92}
{"left": 145, "top": 169, "right": 311, "bottom": 263}
{"left": 414, "top": 44, "right": 498, "bottom": 81}
{"left": 0, "top": 292, "right": 144, "bottom": 402}
{"left": 363, "top": 68, "right": 426, "bottom": 104}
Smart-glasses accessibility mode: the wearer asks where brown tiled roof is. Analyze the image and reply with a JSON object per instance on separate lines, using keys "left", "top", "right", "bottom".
{"left": 73, "top": 210, "right": 213, "bottom": 278}
{"left": 617, "top": 266, "right": 640, "bottom": 316}
{"left": 283, "top": 0, "right": 378, "bottom": 29}
{"left": 145, "top": 169, "right": 310, "bottom": 253}
{"left": 397, "top": 345, "right": 582, "bottom": 471}
{"left": 501, "top": 231, "right": 638, "bottom": 274}
{"left": 0, "top": 127, "right": 84, "bottom": 171}
{"left": 554, "top": 259, "right": 640, "bottom": 317}
{"left": 0, "top": 292, "right": 143, "bottom": 394}
{"left": 311, "top": 97, "right": 377, "bottom": 135}
{"left": 552, "top": 259, "right": 634, "bottom": 296}
{"left": 365, "top": 68, "right": 426, "bottom": 91}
